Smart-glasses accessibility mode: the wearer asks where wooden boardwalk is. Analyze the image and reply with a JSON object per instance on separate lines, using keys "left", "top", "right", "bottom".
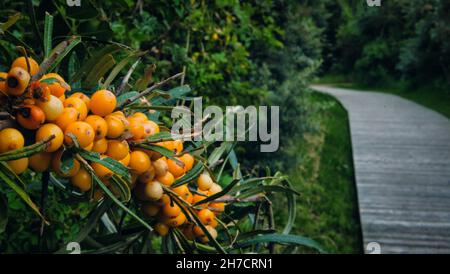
{"left": 311, "top": 85, "right": 450, "bottom": 254}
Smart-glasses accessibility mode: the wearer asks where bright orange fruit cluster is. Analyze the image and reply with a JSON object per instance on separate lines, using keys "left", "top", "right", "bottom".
{"left": 0, "top": 56, "right": 227, "bottom": 240}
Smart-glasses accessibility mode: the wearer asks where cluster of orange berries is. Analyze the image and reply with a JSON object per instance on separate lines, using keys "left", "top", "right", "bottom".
{"left": 136, "top": 168, "right": 225, "bottom": 243}
{"left": 0, "top": 56, "right": 227, "bottom": 241}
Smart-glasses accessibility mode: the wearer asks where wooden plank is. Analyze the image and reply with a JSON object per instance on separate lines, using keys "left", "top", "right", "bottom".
{"left": 311, "top": 85, "right": 450, "bottom": 254}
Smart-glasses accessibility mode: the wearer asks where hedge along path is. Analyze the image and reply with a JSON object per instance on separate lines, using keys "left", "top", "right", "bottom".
{"left": 311, "top": 85, "right": 450, "bottom": 254}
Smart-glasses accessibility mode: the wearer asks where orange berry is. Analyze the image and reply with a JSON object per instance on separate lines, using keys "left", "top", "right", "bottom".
{"left": 41, "top": 73, "right": 69, "bottom": 97}
{"left": 6, "top": 67, "right": 30, "bottom": 96}
{"left": 154, "top": 223, "right": 169, "bottom": 236}
{"left": 199, "top": 226, "right": 217, "bottom": 243}
{"left": 129, "top": 150, "right": 151, "bottom": 175}
{"left": 141, "top": 203, "right": 160, "bottom": 217}
{"left": 28, "top": 81, "right": 51, "bottom": 102}
{"left": 36, "top": 95, "right": 64, "bottom": 121}
{"left": 144, "top": 181, "right": 163, "bottom": 201}
{"left": 91, "top": 156, "right": 113, "bottom": 178}
{"left": 209, "top": 202, "right": 225, "bottom": 215}
{"left": 71, "top": 168, "right": 92, "bottom": 192}
{"left": 35, "top": 123, "right": 64, "bottom": 152}
{"left": 167, "top": 158, "right": 185, "bottom": 178}
{"left": 162, "top": 202, "right": 181, "bottom": 218}
{"left": 69, "top": 92, "right": 90, "bottom": 110}
{"left": 11, "top": 56, "right": 39, "bottom": 75}
{"left": 89, "top": 90, "right": 116, "bottom": 117}
{"left": 64, "top": 97, "right": 88, "bottom": 120}
{"left": 105, "top": 115, "right": 125, "bottom": 138}
{"left": 84, "top": 142, "right": 94, "bottom": 151}
{"left": 193, "top": 225, "right": 205, "bottom": 238}
{"left": 208, "top": 183, "right": 223, "bottom": 195}
{"left": 197, "top": 173, "right": 213, "bottom": 191}
{"left": 54, "top": 107, "right": 80, "bottom": 131}
{"left": 192, "top": 191, "right": 209, "bottom": 208}
{"left": 127, "top": 117, "right": 145, "bottom": 140}
{"left": 52, "top": 149, "right": 80, "bottom": 177}
{"left": 29, "top": 152, "right": 52, "bottom": 172}
{"left": 198, "top": 209, "right": 215, "bottom": 225}
{"left": 119, "top": 152, "right": 131, "bottom": 166}
{"left": 64, "top": 121, "right": 95, "bottom": 148}
{"left": 172, "top": 185, "right": 190, "bottom": 201}
{"left": 142, "top": 120, "right": 160, "bottom": 137}
{"left": 153, "top": 157, "right": 168, "bottom": 177}
{"left": 92, "top": 138, "right": 108, "bottom": 154}
{"left": 131, "top": 112, "right": 148, "bottom": 122}
{"left": 0, "top": 128, "right": 24, "bottom": 153}
{"left": 179, "top": 153, "right": 194, "bottom": 172}
{"left": 0, "top": 72, "right": 8, "bottom": 95}
{"left": 138, "top": 165, "right": 156, "bottom": 184}
{"left": 85, "top": 115, "right": 108, "bottom": 140}
{"left": 157, "top": 171, "right": 175, "bottom": 186}
{"left": 165, "top": 212, "right": 186, "bottom": 227}
{"left": 106, "top": 140, "right": 129, "bottom": 160}
{"left": 16, "top": 105, "right": 45, "bottom": 130}
{"left": 7, "top": 157, "right": 28, "bottom": 174}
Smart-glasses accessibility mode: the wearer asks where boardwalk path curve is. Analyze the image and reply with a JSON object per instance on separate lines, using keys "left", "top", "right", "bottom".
{"left": 311, "top": 85, "right": 450, "bottom": 254}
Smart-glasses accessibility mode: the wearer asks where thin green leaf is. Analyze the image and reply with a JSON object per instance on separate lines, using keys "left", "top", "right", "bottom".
{"left": 43, "top": 12, "right": 53, "bottom": 58}
{"left": 0, "top": 135, "right": 54, "bottom": 161}
{"left": 193, "top": 178, "right": 240, "bottom": 205}
{"left": 85, "top": 53, "right": 116, "bottom": 86}
{"left": 0, "top": 13, "right": 21, "bottom": 33}
{"left": 78, "top": 150, "right": 130, "bottom": 180}
{"left": 103, "top": 53, "right": 141, "bottom": 89}
{"left": 48, "top": 36, "right": 81, "bottom": 72}
{"left": 232, "top": 234, "right": 325, "bottom": 253}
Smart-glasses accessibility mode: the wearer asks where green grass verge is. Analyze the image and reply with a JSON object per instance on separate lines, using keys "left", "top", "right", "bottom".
{"left": 280, "top": 91, "right": 362, "bottom": 253}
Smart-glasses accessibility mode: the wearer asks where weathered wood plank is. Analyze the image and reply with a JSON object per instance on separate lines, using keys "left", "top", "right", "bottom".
{"left": 311, "top": 85, "right": 450, "bottom": 254}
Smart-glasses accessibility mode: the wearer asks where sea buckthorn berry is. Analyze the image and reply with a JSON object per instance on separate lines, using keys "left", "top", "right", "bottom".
{"left": 58, "top": 94, "right": 65, "bottom": 103}
{"left": 192, "top": 191, "right": 209, "bottom": 208}
{"left": 138, "top": 165, "right": 156, "bottom": 184}
{"left": 40, "top": 73, "right": 69, "bottom": 97}
{"left": 16, "top": 104, "right": 45, "bottom": 130}
{"left": 127, "top": 117, "right": 145, "bottom": 140}
{"left": 167, "top": 158, "right": 185, "bottom": 178}
{"left": 157, "top": 171, "right": 175, "bottom": 186}
{"left": 162, "top": 202, "right": 181, "bottom": 218}
{"left": 7, "top": 158, "right": 28, "bottom": 174}
{"left": 84, "top": 142, "right": 94, "bottom": 151}
{"left": 36, "top": 95, "right": 64, "bottom": 121}
{"left": 64, "top": 97, "right": 88, "bottom": 120}
{"left": 91, "top": 156, "right": 113, "bottom": 178}
{"left": 172, "top": 185, "right": 190, "bottom": 201}
{"left": 210, "top": 218, "right": 218, "bottom": 228}
{"left": 119, "top": 152, "right": 131, "bottom": 166}
{"left": 90, "top": 90, "right": 116, "bottom": 117}
{"left": 11, "top": 56, "right": 39, "bottom": 75}
{"left": 154, "top": 223, "right": 169, "bottom": 236}
{"left": 105, "top": 115, "right": 125, "bottom": 138}
{"left": 28, "top": 81, "right": 51, "bottom": 102}
{"left": 159, "top": 194, "right": 171, "bottom": 205}
{"left": 131, "top": 112, "right": 148, "bottom": 122}
{"left": 106, "top": 140, "right": 129, "bottom": 160}
{"left": 29, "top": 152, "right": 52, "bottom": 172}
{"left": 64, "top": 121, "right": 95, "bottom": 148}
{"left": 209, "top": 202, "right": 225, "bottom": 215}
{"left": 185, "top": 191, "right": 194, "bottom": 204}
{"left": 173, "top": 140, "right": 183, "bottom": 154}
{"left": 197, "top": 173, "right": 213, "bottom": 191}
{"left": 93, "top": 189, "right": 104, "bottom": 202}
{"left": 92, "top": 138, "right": 108, "bottom": 154}
{"left": 52, "top": 149, "right": 80, "bottom": 177}
{"left": 153, "top": 158, "right": 168, "bottom": 177}
{"left": 208, "top": 183, "right": 223, "bottom": 196}
{"left": 144, "top": 181, "right": 163, "bottom": 201}
{"left": 142, "top": 120, "right": 160, "bottom": 137}
{"left": 6, "top": 67, "right": 30, "bottom": 96}
{"left": 179, "top": 153, "right": 194, "bottom": 172}
{"left": 198, "top": 209, "right": 215, "bottom": 225}
{"left": 71, "top": 168, "right": 92, "bottom": 192}
{"left": 36, "top": 123, "right": 64, "bottom": 152}
{"left": 141, "top": 203, "right": 160, "bottom": 217}
{"left": 0, "top": 128, "right": 24, "bottom": 153}
{"left": 85, "top": 115, "right": 108, "bottom": 140}
{"left": 0, "top": 72, "right": 8, "bottom": 95}
{"left": 69, "top": 92, "right": 90, "bottom": 110}
{"left": 54, "top": 107, "right": 80, "bottom": 131}
{"left": 129, "top": 151, "right": 151, "bottom": 175}
{"left": 111, "top": 111, "right": 125, "bottom": 117}
{"left": 165, "top": 213, "right": 186, "bottom": 227}
{"left": 193, "top": 225, "right": 205, "bottom": 238}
